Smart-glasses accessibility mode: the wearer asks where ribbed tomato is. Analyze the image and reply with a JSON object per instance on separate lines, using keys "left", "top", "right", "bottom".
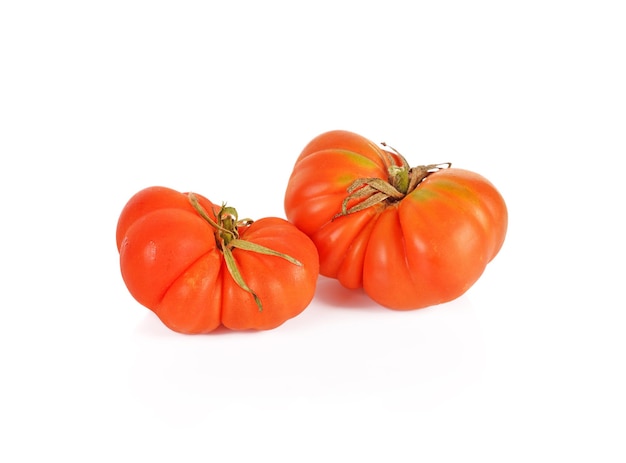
{"left": 284, "top": 130, "right": 507, "bottom": 310}
{"left": 116, "top": 186, "right": 319, "bottom": 333}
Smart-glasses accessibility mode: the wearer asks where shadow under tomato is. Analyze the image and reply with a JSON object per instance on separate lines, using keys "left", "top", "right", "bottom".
{"left": 313, "top": 276, "right": 384, "bottom": 311}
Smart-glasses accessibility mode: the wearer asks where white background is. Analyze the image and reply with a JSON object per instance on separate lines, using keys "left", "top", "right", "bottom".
{"left": 1, "top": 1, "right": 625, "bottom": 461}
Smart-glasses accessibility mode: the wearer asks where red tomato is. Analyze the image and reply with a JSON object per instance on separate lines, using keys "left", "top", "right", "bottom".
{"left": 116, "top": 186, "right": 319, "bottom": 333}
{"left": 284, "top": 130, "right": 508, "bottom": 310}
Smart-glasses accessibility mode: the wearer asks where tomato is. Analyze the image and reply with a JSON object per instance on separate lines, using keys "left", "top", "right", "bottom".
{"left": 116, "top": 186, "right": 319, "bottom": 333}
{"left": 284, "top": 130, "right": 508, "bottom": 310}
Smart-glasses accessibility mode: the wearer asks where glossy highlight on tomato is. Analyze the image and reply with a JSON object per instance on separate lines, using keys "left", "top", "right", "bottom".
{"left": 284, "top": 130, "right": 508, "bottom": 310}
{"left": 116, "top": 186, "right": 319, "bottom": 333}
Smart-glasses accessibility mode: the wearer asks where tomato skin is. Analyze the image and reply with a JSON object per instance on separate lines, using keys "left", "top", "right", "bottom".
{"left": 284, "top": 130, "right": 508, "bottom": 310}
{"left": 117, "top": 186, "right": 319, "bottom": 333}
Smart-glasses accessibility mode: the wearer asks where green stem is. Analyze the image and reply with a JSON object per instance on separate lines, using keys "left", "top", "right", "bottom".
{"left": 335, "top": 156, "right": 452, "bottom": 218}
{"left": 222, "top": 245, "right": 263, "bottom": 311}
{"left": 230, "top": 239, "right": 302, "bottom": 266}
{"left": 188, "top": 193, "right": 229, "bottom": 239}
{"left": 389, "top": 165, "right": 410, "bottom": 195}
{"left": 187, "top": 192, "right": 302, "bottom": 311}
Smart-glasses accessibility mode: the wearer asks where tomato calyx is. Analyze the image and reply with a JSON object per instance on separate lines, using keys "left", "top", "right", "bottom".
{"left": 334, "top": 144, "right": 451, "bottom": 218}
{"left": 188, "top": 193, "right": 302, "bottom": 311}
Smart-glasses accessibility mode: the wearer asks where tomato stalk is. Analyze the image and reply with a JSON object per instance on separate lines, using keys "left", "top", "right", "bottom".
{"left": 188, "top": 193, "right": 302, "bottom": 311}
{"left": 335, "top": 145, "right": 451, "bottom": 218}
